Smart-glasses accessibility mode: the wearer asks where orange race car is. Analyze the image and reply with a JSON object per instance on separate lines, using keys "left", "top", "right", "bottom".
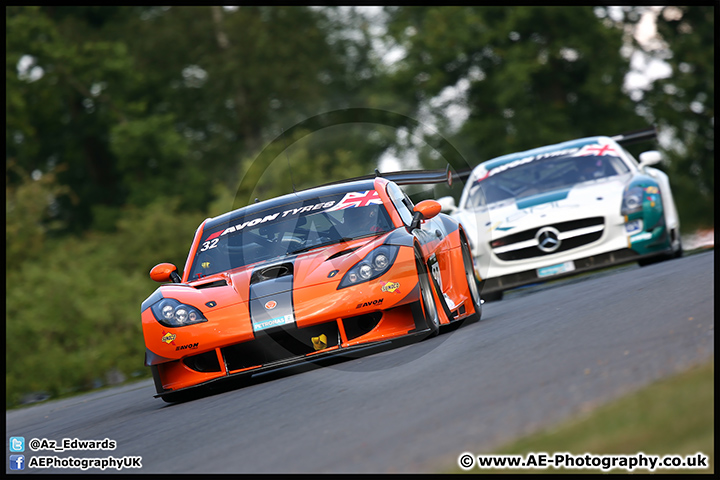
{"left": 142, "top": 171, "right": 482, "bottom": 402}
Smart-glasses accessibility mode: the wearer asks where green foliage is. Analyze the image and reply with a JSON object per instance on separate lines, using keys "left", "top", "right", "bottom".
{"left": 384, "top": 6, "right": 645, "bottom": 164}
{"left": 5, "top": 198, "right": 205, "bottom": 407}
{"left": 6, "top": 162, "right": 72, "bottom": 263}
{"left": 637, "top": 6, "right": 714, "bottom": 230}
{"left": 6, "top": 6, "right": 372, "bottom": 234}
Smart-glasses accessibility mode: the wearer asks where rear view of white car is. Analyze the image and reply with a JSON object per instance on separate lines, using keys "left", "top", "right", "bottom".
{"left": 440, "top": 127, "right": 682, "bottom": 301}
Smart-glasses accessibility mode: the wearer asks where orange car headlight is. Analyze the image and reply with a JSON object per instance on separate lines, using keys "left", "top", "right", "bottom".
{"left": 337, "top": 245, "right": 399, "bottom": 289}
{"left": 150, "top": 298, "right": 208, "bottom": 328}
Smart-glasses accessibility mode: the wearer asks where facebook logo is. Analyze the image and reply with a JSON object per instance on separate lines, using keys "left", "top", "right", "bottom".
{"left": 9, "top": 455, "right": 25, "bottom": 470}
{"left": 9, "top": 437, "right": 25, "bottom": 452}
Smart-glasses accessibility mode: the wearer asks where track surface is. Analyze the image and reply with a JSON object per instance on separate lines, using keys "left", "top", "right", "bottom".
{"left": 6, "top": 250, "right": 714, "bottom": 474}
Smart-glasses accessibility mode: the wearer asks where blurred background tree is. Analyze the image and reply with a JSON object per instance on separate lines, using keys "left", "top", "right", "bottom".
{"left": 5, "top": 6, "right": 713, "bottom": 406}
{"left": 627, "top": 6, "right": 714, "bottom": 232}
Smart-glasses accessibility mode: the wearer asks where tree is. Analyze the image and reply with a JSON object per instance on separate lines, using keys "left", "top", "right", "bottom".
{"left": 382, "top": 6, "right": 648, "bottom": 170}
{"left": 633, "top": 6, "right": 714, "bottom": 230}
{"left": 6, "top": 6, "right": 384, "bottom": 234}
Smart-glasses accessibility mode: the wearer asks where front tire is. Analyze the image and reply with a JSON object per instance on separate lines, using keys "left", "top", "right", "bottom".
{"left": 460, "top": 235, "right": 482, "bottom": 323}
{"left": 478, "top": 280, "right": 503, "bottom": 302}
{"left": 415, "top": 249, "right": 440, "bottom": 338}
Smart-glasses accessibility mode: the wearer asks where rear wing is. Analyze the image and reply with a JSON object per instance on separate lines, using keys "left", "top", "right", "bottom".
{"left": 610, "top": 125, "right": 657, "bottom": 145}
{"left": 314, "top": 126, "right": 657, "bottom": 191}
{"left": 451, "top": 168, "right": 474, "bottom": 184}
{"left": 315, "top": 166, "right": 454, "bottom": 188}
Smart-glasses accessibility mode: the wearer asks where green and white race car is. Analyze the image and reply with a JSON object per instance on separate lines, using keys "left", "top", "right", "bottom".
{"left": 439, "top": 127, "right": 682, "bottom": 301}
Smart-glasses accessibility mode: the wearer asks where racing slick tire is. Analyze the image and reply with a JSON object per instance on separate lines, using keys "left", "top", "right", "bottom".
{"left": 673, "top": 237, "right": 684, "bottom": 259}
{"left": 460, "top": 235, "right": 482, "bottom": 324}
{"left": 638, "top": 236, "right": 683, "bottom": 266}
{"left": 478, "top": 280, "right": 503, "bottom": 302}
{"left": 413, "top": 248, "right": 440, "bottom": 338}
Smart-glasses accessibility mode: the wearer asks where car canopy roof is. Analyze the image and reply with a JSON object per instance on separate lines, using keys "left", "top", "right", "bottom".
{"left": 203, "top": 178, "right": 379, "bottom": 233}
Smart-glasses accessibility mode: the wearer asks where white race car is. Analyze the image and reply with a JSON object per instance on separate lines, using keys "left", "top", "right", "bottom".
{"left": 439, "top": 128, "right": 682, "bottom": 301}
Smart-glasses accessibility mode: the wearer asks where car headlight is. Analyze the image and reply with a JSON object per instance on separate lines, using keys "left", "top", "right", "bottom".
{"left": 338, "top": 245, "right": 400, "bottom": 289}
{"left": 621, "top": 186, "right": 644, "bottom": 216}
{"left": 150, "top": 298, "right": 207, "bottom": 327}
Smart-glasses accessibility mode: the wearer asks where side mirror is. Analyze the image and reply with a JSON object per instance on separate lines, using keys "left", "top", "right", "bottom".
{"left": 638, "top": 150, "right": 662, "bottom": 169}
{"left": 437, "top": 196, "right": 457, "bottom": 214}
{"left": 150, "top": 263, "right": 182, "bottom": 283}
{"left": 410, "top": 199, "right": 442, "bottom": 230}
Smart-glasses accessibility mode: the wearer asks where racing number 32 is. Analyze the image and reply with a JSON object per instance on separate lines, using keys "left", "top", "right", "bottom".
{"left": 200, "top": 239, "right": 219, "bottom": 251}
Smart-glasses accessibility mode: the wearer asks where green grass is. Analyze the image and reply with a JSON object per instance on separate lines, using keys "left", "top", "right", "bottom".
{"left": 450, "top": 360, "right": 714, "bottom": 474}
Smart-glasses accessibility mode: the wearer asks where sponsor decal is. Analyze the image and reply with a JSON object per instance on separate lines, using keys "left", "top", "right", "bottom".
{"left": 204, "top": 200, "right": 337, "bottom": 242}
{"left": 326, "top": 190, "right": 382, "bottom": 211}
{"left": 265, "top": 300, "right": 277, "bottom": 310}
{"left": 356, "top": 298, "right": 385, "bottom": 309}
{"left": 161, "top": 331, "right": 176, "bottom": 344}
{"left": 381, "top": 281, "right": 401, "bottom": 293}
{"left": 537, "top": 261, "right": 575, "bottom": 278}
{"left": 253, "top": 314, "right": 295, "bottom": 332}
{"left": 428, "top": 254, "right": 443, "bottom": 291}
{"left": 312, "top": 334, "right": 328, "bottom": 351}
{"left": 500, "top": 200, "right": 580, "bottom": 227}
{"left": 644, "top": 186, "right": 659, "bottom": 194}
{"left": 625, "top": 219, "right": 643, "bottom": 235}
{"left": 201, "top": 261, "right": 211, "bottom": 268}
{"left": 573, "top": 143, "right": 619, "bottom": 157}
{"left": 175, "top": 342, "right": 199, "bottom": 351}
{"left": 476, "top": 148, "right": 580, "bottom": 182}
{"left": 631, "top": 231, "right": 653, "bottom": 242}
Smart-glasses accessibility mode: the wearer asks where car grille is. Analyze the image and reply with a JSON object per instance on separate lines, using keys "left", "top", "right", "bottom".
{"left": 221, "top": 321, "right": 341, "bottom": 372}
{"left": 491, "top": 217, "right": 605, "bottom": 261}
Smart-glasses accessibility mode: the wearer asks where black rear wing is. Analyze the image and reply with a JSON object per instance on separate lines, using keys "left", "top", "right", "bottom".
{"left": 314, "top": 126, "right": 657, "bottom": 191}
{"left": 451, "top": 168, "right": 474, "bottom": 183}
{"left": 610, "top": 125, "right": 657, "bottom": 145}
{"left": 315, "top": 166, "right": 454, "bottom": 189}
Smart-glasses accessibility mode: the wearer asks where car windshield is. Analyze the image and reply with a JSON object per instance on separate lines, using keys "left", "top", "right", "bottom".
{"left": 463, "top": 154, "right": 630, "bottom": 209}
{"left": 188, "top": 189, "right": 394, "bottom": 279}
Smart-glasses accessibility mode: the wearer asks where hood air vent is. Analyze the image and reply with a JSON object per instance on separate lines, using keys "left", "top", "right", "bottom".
{"left": 326, "top": 247, "right": 360, "bottom": 261}
{"left": 194, "top": 279, "right": 228, "bottom": 289}
{"left": 251, "top": 262, "right": 294, "bottom": 284}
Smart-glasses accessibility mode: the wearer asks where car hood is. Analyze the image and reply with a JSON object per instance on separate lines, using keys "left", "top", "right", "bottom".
{"left": 156, "top": 235, "right": 384, "bottom": 311}
{"left": 454, "top": 176, "right": 629, "bottom": 241}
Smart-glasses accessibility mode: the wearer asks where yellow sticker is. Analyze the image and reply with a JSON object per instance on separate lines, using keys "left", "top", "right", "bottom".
{"left": 381, "top": 281, "right": 400, "bottom": 293}
{"left": 311, "top": 334, "right": 328, "bottom": 351}
{"left": 162, "top": 332, "right": 176, "bottom": 344}
{"left": 202, "top": 262, "right": 211, "bottom": 268}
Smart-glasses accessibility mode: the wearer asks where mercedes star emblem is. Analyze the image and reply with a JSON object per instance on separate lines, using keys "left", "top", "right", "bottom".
{"left": 535, "top": 226, "right": 561, "bottom": 253}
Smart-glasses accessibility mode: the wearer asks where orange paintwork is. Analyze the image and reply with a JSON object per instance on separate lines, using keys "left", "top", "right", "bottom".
{"left": 149, "top": 263, "right": 178, "bottom": 282}
{"left": 414, "top": 199, "right": 442, "bottom": 220}
{"left": 142, "top": 177, "right": 480, "bottom": 396}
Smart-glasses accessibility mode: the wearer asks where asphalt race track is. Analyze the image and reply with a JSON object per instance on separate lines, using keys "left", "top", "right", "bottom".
{"left": 6, "top": 250, "right": 714, "bottom": 474}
